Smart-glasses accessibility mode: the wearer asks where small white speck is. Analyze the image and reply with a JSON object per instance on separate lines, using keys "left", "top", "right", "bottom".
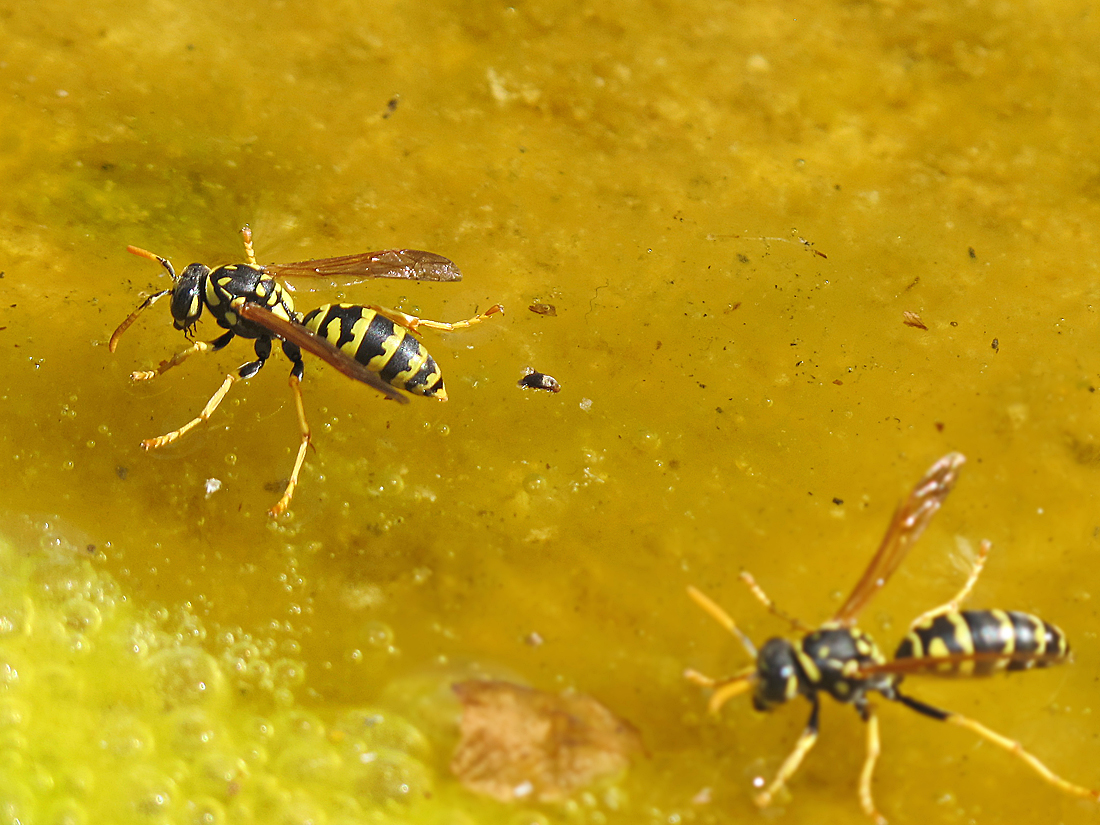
{"left": 579, "top": 397, "right": 593, "bottom": 411}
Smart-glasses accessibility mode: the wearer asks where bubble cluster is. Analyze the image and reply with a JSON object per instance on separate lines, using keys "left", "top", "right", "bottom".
{"left": 0, "top": 532, "right": 440, "bottom": 825}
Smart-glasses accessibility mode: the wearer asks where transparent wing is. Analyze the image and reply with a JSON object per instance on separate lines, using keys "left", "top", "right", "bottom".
{"left": 238, "top": 303, "right": 409, "bottom": 404}
{"left": 858, "top": 649, "right": 1066, "bottom": 677}
{"left": 265, "top": 249, "right": 462, "bottom": 283}
{"left": 832, "top": 453, "right": 966, "bottom": 626}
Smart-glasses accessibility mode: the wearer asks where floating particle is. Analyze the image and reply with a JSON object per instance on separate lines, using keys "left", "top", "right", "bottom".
{"left": 517, "top": 368, "right": 561, "bottom": 393}
{"left": 902, "top": 311, "right": 928, "bottom": 330}
{"left": 451, "top": 680, "right": 643, "bottom": 802}
{"left": 528, "top": 303, "right": 557, "bottom": 317}
{"left": 204, "top": 478, "right": 222, "bottom": 499}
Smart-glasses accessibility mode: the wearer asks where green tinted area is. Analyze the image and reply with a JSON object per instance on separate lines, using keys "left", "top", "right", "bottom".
{"left": 1, "top": 1, "right": 1099, "bottom": 824}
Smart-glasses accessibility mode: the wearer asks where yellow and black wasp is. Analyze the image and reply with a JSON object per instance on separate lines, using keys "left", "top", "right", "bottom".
{"left": 686, "top": 452, "right": 1098, "bottom": 823}
{"left": 110, "top": 226, "right": 502, "bottom": 516}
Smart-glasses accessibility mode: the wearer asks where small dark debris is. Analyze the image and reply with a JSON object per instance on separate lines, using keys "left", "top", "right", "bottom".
{"left": 833, "top": 379, "right": 843, "bottom": 385}
{"left": 969, "top": 247, "right": 977, "bottom": 259}
{"left": 528, "top": 303, "right": 557, "bottom": 316}
{"left": 935, "top": 421, "right": 945, "bottom": 432}
{"left": 832, "top": 497, "right": 843, "bottom": 506}
{"left": 116, "top": 466, "right": 128, "bottom": 481}
{"left": 991, "top": 338, "right": 999, "bottom": 353}
{"left": 518, "top": 368, "right": 561, "bottom": 393}
{"left": 383, "top": 95, "right": 400, "bottom": 118}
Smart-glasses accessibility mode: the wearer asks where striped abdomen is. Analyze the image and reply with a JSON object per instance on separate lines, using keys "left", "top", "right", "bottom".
{"left": 300, "top": 304, "right": 446, "bottom": 399}
{"left": 895, "top": 609, "right": 1069, "bottom": 676}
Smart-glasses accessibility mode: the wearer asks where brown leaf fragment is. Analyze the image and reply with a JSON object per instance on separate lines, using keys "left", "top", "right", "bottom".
{"left": 451, "top": 680, "right": 643, "bottom": 802}
{"left": 528, "top": 303, "right": 557, "bottom": 316}
{"left": 902, "top": 310, "right": 928, "bottom": 330}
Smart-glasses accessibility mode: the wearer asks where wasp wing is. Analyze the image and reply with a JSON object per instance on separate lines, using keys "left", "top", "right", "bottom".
{"left": 857, "top": 649, "right": 1066, "bottom": 678}
{"left": 264, "top": 249, "right": 462, "bottom": 284}
{"left": 832, "top": 453, "right": 966, "bottom": 627}
{"left": 238, "top": 304, "right": 409, "bottom": 404}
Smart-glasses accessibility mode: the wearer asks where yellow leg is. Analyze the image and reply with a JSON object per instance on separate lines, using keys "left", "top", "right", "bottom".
{"left": 141, "top": 374, "right": 239, "bottom": 449}
{"left": 908, "top": 539, "right": 992, "bottom": 627}
{"left": 858, "top": 712, "right": 887, "bottom": 825}
{"left": 945, "top": 713, "right": 1100, "bottom": 801}
{"left": 755, "top": 716, "right": 820, "bottom": 809}
{"left": 269, "top": 372, "right": 312, "bottom": 518}
{"left": 368, "top": 303, "right": 504, "bottom": 334}
{"left": 131, "top": 338, "right": 220, "bottom": 381}
{"left": 739, "top": 571, "right": 814, "bottom": 634}
{"left": 241, "top": 225, "right": 257, "bottom": 265}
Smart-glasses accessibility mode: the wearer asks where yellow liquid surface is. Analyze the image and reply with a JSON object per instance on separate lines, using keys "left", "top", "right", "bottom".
{"left": 1, "top": 1, "right": 1099, "bottom": 823}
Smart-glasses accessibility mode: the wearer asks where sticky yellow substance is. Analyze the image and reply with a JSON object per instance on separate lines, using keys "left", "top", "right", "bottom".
{"left": 0, "top": 1, "right": 1097, "bottom": 823}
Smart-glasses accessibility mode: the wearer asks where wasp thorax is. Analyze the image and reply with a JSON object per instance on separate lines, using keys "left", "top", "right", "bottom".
{"left": 753, "top": 637, "right": 804, "bottom": 711}
{"left": 170, "top": 263, "right": 210, "bottom": 330}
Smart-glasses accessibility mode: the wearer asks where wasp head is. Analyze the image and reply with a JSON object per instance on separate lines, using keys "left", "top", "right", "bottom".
{"left": 753, "top": 637, "right": 806, "bottom": 711}
{"left": 170, "top": 263, "right": 210, "bottom": 332}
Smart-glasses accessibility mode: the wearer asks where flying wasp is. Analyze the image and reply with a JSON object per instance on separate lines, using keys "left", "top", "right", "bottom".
{"left": 686, "top": 453, "right": 1098, "bottom": 823}
{"left": 110, "top": 226, "right": 502, "bottom": 516}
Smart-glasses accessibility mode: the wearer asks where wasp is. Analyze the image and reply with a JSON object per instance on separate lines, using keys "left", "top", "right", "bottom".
{"left": 686, "top": 453, "right": 1098, "bottom": 823}
{"left": 109, "top": 226, "right": 502, "bottom": 516}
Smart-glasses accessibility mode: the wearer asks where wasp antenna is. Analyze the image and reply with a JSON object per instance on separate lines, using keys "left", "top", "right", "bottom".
{"left": 108, "top": 289, "right": 171, "bottom": 352}
{"left": 688, "top": 585, "right": 759, "bottom": 659}
{"left": 126, "top": 245, "right": 176, "bottom": 279}
{"left": 685, "top": 665, "right": 757, "bottom": 713}
{"left": 708, "top": 669, "right": 756, "bottom": 713}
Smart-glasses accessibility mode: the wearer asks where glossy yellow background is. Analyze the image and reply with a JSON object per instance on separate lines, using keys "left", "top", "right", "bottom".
{"left": 1, "top": 0, "right": 1099, "bottom": 823}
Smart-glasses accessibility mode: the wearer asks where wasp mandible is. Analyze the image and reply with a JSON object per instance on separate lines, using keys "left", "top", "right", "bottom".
{"left": 686, "top": 453, "right": 1097, "bottom": 822}
{"left": 110, "top": 226, "right": 502, "bottom": 516}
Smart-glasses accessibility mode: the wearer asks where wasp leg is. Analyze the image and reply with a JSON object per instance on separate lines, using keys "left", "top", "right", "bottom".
{"left": 141, "top": 337, "right": 270, "bottom": 450}
{"left": 755, "top": 697, "right": 820, "bottom": 809}
{"left": 131, "top": 331, "right": 235, "bottom": 381}
{"left": 240, "top": 224, "right": 257, "bottom": 266}
{"left": 738, "top": 571, "right": 814, "bottom": 634}
{"left": 895, "top": 690, "right": 1100, "bottom": 802}
{"left": 858, "top": 710, "right": 887, "bottom": 825}
{"left": 366, "top": 303, "right": 504, "bottom": 334}
{"left": 908, "top": 539, "right": 992, "bottom": 628}
{"left": 269, "top": 343, "right": 310, "bottom": 518}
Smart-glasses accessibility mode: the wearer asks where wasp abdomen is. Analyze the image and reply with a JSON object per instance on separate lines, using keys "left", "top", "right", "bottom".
{"left": 301, "top": 303, "right": 446, "bottom": 399}
{"left": 895, "top": 609, "right": 1069, "bottom": 675}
